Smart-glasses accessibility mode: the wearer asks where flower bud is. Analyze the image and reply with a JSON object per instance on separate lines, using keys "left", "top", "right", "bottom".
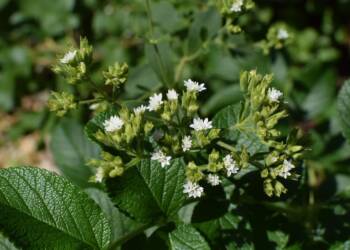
{"left": 48, "top": 91, "right": 77, "bottom": 116}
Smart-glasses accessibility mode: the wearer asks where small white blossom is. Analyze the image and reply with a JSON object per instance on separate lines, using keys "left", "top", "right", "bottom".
{"left": 183, "top": 181, "right": 204, "bottom": 198}
{"left": 223, "top": 155, "right": 239, "bottom": 177}
{"left": 134, "top": 105, "right": 147, "bottom": 115}
{"left": 190, "top": 118, "right": 213, "bottom": 131}
{"left": 148, "top": 93, "right": 163, "bottom": 111}
{"left": 230, "top": 0, "right": 244, "bottom": 12}
{"left": 277, "top": 28, "right": 289, "bottom": 40}
{"left": 182, "top": 136, "right": 192, "bottom": 152}
{"left": 207, "top": 174, "right": 221, "bottom": 186}
{"left": 267, "top": 88, "right": 283, "bottom": 103}
{"left": 279, "top": 159, "right": 295, "bottom": 179}
{"left": 167, "top": 89, "right": 178, "bottom": 101}
{"left": 104, "top": 115, "right": 124, "bottom": 132}
{"left": 184, "top": 79, "right": 206, "bottom": 93}
{"left": 60, "top": 50, "right": 77, "bottom": 64}
{"left": 151, "top": 150, "right": 171, "bottom": 168}
{"left": 95, "top": 167, "right": 104, "bottom": 183}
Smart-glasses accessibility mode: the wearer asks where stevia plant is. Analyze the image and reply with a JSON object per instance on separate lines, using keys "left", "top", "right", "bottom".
{"left": 1, "top": 0, "right": 350, "bottom": 249}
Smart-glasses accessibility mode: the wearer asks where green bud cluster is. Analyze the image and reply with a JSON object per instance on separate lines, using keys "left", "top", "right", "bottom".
{"left": 103, "top": 62, "right": 128, "bottom": 87}
{"left": 53, "top": 37, "right": 93, "bottom": 85}
{"left": 88, "top": 151, "right": 124, "bottom": 183}
{"left": 47, "top": 91, "right": 76, "bottom": 117}
{"left": 258, "top": 23, "right": 293, "bottom": 54}
{"left": 215, "top": 0, "right": 255, "bottom": 34}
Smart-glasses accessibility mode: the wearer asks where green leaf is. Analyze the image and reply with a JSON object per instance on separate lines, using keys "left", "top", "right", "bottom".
{"left": 337, "top": 79, "right": 350, "bottom": 143}
{"left": 168, "top": 224, "right": 210, "bottom": 250}
{"left": 108, "top": 158, "right": 186, "bottom": 222}
{"left": 0, "top": 233, "right": 19, "bottom": 250}
{"left": 85, "top": 188, "right": 145, "bottom": 245}
{"left": 213, "top": 104, "right": 268, "bottom": 154}
{"left": 145, "top": 42, "right": 175, "bottom": 88}
{"left": 330, "top": 240, "right": 350, "bottom": 250}
{"left": 0, "top": 167, "right": 111, "bottom": 249}
{"left": 267, "top": 230, "right": 289, "bottom": 249}
{"left": 151, "top": 1, "right": 184, "bottom": 33}
{"left": 51, "top": 119, "right": 100, "bottom": 188}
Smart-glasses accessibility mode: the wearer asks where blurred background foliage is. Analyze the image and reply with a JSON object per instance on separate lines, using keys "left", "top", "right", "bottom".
{"left": 1, "top": 0, "right": 350, "bottom": 249}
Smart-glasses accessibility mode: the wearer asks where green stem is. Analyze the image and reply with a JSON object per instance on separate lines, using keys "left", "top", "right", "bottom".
{"left": 217, "top": 141, "right": 236, "bottom": 152}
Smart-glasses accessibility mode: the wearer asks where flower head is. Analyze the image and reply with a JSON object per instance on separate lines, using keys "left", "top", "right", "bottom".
{"left": 207, "top": 174, "right": 221, "bottom": 186}
{"left": 151, "top": 150, "right": 171, "bottom": 168}
{"left": 223, "top": 155, "right": 239, "bottom": 177}
{"left": 167, "top": 89, "right": 178, "bottom": 101}
{"left": 182, "top": 136, "right": 192, "bottom": 152}
{"left": 60, "top": 50, "right": 77, "bottom": 64}
{"left": 267, "top": 88, "right": 283, "bottom": 103}
{"left": 190, "top": 118, "right": 213, "bottom": 131}
{"left": 230, "top": 0, "right": 244, "bottom": 12}
{"left": 104, "top": 115, "right": 124, "bottom": 132}
{"left": 277, "top": 28, "right": 289, "bottom": 40}
{"left": 279, "top": 159, "right": 295, "bottom": 179}
{"left": 95, "top": 167, "right": 104, "bottom": 183}
{"left": 148, "top": 93, "right": 163, "bottom": 111}
{"left": 183, "top": 181, "right": 204, "bottom": 198}
{"left": 134, "top": 105, "right": 147, "bottom": 115}
{"left": 184, "top": 79, "right": 206, "bottom": 93}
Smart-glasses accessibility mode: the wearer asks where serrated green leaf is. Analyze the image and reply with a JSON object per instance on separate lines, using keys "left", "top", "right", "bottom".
{"left": 337, "top": 79, "right": 350, "bottom": 143}
{"left": 213, "top": 104, "right": 268, "bottom": 154}
{"left": 51, "top": 119, "right": 100, "bottom": 188}
{"left": 169, "top": 224, "right": 210, "bottom": 250}
{"left": 85, "top": 188, "right": 145, "bottom": 245}
{"left": 0, "top": 233, "right": 19, "bottom": 250}
{"left": 0, "top": 167, "right": 111, "bottom": 249}
{"left": 107, "top": 158, "right": 186, "bottom": 222}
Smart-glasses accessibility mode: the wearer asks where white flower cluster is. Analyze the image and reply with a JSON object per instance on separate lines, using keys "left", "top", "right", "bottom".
{"left": 133, "top": 105, "right": 147, "bottom": 115}
{"left": 151, "top": 150, "right": 172, "bottom": 168}
{"left": 104, "top": 115, "right": 124, "bottom": 132}
{"left": 223, "top": 155, "right": 239, "bottom": 177}
{"left": 184, "top": 79, "right": 206, "bottom": 93}
{"left": 167, "top": 89, "right": 178, "bottom": 101}
{"left": 60, "top": 50, "right": 77, "bottom": 64}
{"left": 230, "top": 0, "right": 244, "bottom": 12}
{"left": 277, "top": 28, "right": 289, "bottom": 40}
{"left": 183, "top": 181, "right": 204, "bottom": 198}
{"left": 148, "top": 93, "right": 163, "bottom": 111}
{"left": 279, "top": 160, "right": 295, "bottom": 179}
{"left": 182, "top": 136, "right": 192, "bottom": 152}
{"left": 207, "top": 174, "right": 221, "bottom": 186}
{"left": 267, "top": 87, "right": 283, "bottom": 103}
{"left": 190, "top": 118, "right": 213, "bottom": 131}
{"left": 95, "top": 167, "right": 104, "bottom": 183}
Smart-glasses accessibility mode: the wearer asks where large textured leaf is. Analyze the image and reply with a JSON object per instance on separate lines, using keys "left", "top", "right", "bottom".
{"left": 169, "top": 224, "right": 210, "bottom": 250}
{"left": 51, "top": 119, "right": 100, "bottom": 188}
{"left": 213, "top": 104, "right": 268, "bottom": 154}
{"left": 337, "top": 79, "right": 350, "bottom": 143}
{"left": 0, "top": 167, "right": 111, "bottom": 249}
{"left": 0, "top": 233, "right": 18, "bottom": 250}
{"left": 108, "top": 158, "right": 186, "bottom": 222}
{"left": 86, "top": 188, "right": 145, "bottom": 246}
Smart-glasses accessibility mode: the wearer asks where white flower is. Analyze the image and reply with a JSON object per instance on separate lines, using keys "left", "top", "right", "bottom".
{"left": 207, "top": 174, "right": 221, "bottom": 186}
{"left": 60, "top": 50, "right": 77, "bottom": 64}
{"left": 167, "top": 89, "right": 178, "bottom": 101}
{"left": 267, "top": 88, "right": 283, "bottom": 103}
{"left": 134, "top": 105, "right": 147, "bottom": 115}
{"left": 184, "top": 79, "right": 206, "bottom": 93}
{"left": 183, "top": 181, "right": 204, "bottom": 198}
{"left": 103, "top": 115, "right": 124, "bottom": 132}
{"left": 223, "top": 155, "right": 239, "bottom": 177}
{"left": 190, "top": 118, "right": 213, "bottom": 131}
{"left": 230, "top": 0, "right": 244, "bottom": 12}
{"left": 277, "top": 28, "right": 289, "bottom": 40}
{"left": 95, "top": 167, "right": 104, "bottom": 183}
{"left": 151, "top": 150, "right": 171, "bottom": 168}
{"left": 182, "top": 136, "right": 192, "bottom": 152}
{"left": 148, "top": 93, "right": 163, "bottom": 111}
{"left": 279, "top": 159, "right": 295, "bottom": 179}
